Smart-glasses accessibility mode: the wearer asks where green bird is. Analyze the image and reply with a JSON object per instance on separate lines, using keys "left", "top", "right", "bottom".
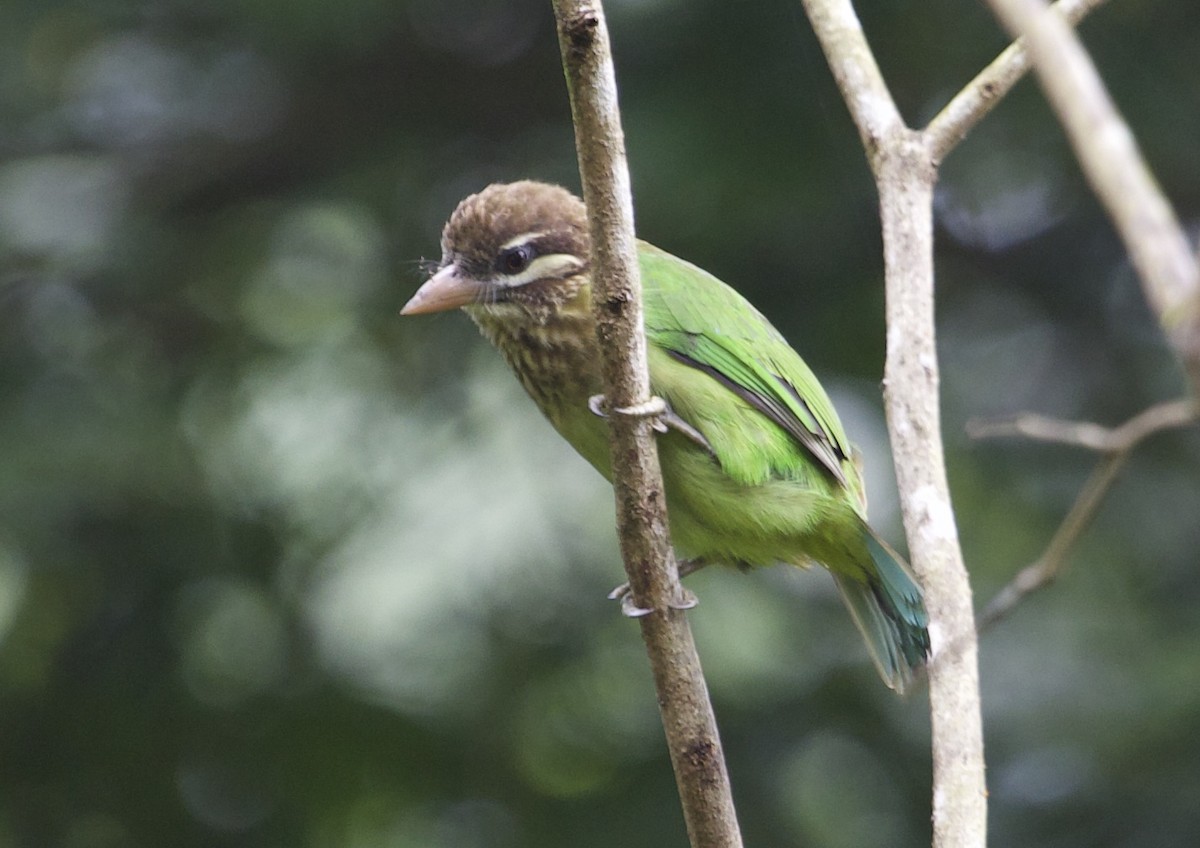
{"left": 402, "top": 180, "right": 929, "bottom": 692}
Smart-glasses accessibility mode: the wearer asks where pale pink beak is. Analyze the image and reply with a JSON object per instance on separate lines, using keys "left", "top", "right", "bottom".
{"left": 400, "top": 263, "right": 482, "bottom": 315}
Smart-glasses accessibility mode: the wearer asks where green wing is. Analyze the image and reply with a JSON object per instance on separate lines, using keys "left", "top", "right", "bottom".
{"left": 638, "top": 241, "right": 851, "bottom": 486}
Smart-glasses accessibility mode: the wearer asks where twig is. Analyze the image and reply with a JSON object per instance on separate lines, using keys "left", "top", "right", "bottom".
{"left": 983, "top": 0, "right": 1200, "bottom": 397}
{"left": 799, "top": 2, "right": 987, "bottom": 847}
{"left": 971, "top": 399, "right": 1197, "bottom": 628}
{"left": 967, "top": 398, "right": 1197, "bottom": 452}
{"left": 978, "top": 454, "right": 1124, "bottom": 629}
{"left": 925, "top": 0, "right": 1110, "bottom": 164}
{"left": 550, "top": 3, "right": 743, "bottom": 847}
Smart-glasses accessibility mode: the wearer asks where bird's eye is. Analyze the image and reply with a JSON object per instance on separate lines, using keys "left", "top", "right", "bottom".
{"left": 498, "top": 244, "right": 534, "bottom": 275}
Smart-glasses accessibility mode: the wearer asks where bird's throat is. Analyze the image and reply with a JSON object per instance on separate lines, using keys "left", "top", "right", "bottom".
{"left": 466, "top": 295, "right": 603, "bottom": 431}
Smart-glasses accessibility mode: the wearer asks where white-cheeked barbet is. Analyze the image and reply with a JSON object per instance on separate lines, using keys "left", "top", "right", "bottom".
{"left": 402, "top": 181, "right": 930, "bottom": 693}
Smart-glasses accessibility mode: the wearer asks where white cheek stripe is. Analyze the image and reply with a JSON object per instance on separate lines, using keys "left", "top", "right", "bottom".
{"left": 497, "top": 253, "right": 585, "bottom": 288}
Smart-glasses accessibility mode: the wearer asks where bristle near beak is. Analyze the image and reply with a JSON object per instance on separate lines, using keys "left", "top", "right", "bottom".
{"left": 400, "top": 263, "right": 483, "bottom": 315}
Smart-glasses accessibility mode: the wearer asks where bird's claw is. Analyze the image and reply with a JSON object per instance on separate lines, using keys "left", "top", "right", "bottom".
{"left": 606, "top": 582, "right": 628, "bottom": 601}
{"left": 587, "top": 394, "right": 715, "bottom": 455}
{"left": 671, "top": 587, "right": 699, "bottom": 610}
{"left": 607, "top": 582, "right": 652, "bottom": 617}
{"left": 588, "top": 394, "right": 668, "bottom": 425}
{"left": 608, "top": 581, "right": 699, "bottom": 617}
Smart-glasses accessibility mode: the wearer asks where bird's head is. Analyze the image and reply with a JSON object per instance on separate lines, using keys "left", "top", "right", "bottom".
{"left": 401, "top": 181, "right": 591, "bottom": 319}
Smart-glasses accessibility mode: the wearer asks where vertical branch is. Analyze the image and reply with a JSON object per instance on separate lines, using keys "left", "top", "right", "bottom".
{"left": 877, "top": 141, "right": 988, "bottom": 848}
{"left": 800, "top": 2, "right": 987, "bottom": 846}
{"left": 550, "top": 2, "right": 743, "bottom": 846}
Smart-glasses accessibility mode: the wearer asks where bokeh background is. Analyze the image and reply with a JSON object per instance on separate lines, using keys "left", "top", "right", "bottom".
{"left": 2, "top": 0, "right": 1199, "bottom": 846}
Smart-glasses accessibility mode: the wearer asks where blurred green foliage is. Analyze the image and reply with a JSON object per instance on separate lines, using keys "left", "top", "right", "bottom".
{"left": 1, "top": 0, "right": 1199, "bottom": 846}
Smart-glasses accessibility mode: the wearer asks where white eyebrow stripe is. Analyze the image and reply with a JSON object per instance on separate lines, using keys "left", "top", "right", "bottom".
{"left": 499, "top": 231, "right": 547, "bottom": 251}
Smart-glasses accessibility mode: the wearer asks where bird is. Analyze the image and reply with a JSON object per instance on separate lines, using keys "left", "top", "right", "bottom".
{"left": 402, "top": 180, "right": 929, "bottom": 693}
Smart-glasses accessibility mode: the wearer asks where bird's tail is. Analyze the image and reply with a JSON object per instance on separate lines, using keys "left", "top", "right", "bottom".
{"left": 833, "top": 528, "right": 930, "bottom": 694}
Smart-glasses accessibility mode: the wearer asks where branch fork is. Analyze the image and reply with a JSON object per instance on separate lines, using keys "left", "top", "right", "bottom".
{"left": 549, "top": 0, "right": 1197, "bottom": 846}
{"left": 973, "top": 399, "right": 1197, "bottom": 629}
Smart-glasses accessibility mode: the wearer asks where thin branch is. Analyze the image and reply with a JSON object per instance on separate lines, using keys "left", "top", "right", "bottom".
{"left": 974, "top": 398, "right": 1196, "bottom": 628}
{"left": 550, "top": 3, "right": 743, "bottom": 847}
{"left": 967, "top": 398, "right": 1197, "bottom": 452}
{"left": 800, "top": 2, "right": 987, "bottom": 847}
{"left": 984, "top": 0, "right": 1200, "bottom": 397}
{"left": 978, "top": 453, "right": 1125, "bottom": 629}
{"left": 925, "top": 0, "right": 1110, "bottom": 164}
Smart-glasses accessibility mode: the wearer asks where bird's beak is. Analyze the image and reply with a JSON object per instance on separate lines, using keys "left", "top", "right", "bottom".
{"left": 400, "top": 264, "right": 481, "bottom": 315}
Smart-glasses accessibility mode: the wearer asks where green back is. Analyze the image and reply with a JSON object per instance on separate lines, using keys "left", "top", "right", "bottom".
{"left": 638, "top": 242, "right": 852, "bottom": 488}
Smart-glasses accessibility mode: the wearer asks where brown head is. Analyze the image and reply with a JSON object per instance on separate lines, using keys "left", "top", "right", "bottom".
{"left": 401, "top": 181, "right": 591, "bottom": 319}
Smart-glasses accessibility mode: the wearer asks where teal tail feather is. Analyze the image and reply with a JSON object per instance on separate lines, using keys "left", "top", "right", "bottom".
{"left": 834, "top": 529, "right": 930, "bottom": 694}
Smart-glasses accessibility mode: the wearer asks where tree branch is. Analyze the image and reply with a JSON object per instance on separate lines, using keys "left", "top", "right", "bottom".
{"left": 983, "top": 0, "right": 1200, "bottom": 397}
{"left": 550, "top": 3, "right": 743, "bottom": 846}
{"left": 970, "top": 399, "right": 1197, "bottom": 628}
{"left": 978, "top": 453, "right": 1125, "bottom": 629}
{"left": 876, "top": 141, "right": 988, "bottom": 848}
{"left": 799, "top": 2, "right": 987, "bottom": 846}
{"left": 925, "top": 0, "right": 1110, "bottom": 164}
{"left": 966, "top": 398, "right": 1197, "bottom": 451}
{"left": 798, "top": 1, "right": 1196, "bottom": 844}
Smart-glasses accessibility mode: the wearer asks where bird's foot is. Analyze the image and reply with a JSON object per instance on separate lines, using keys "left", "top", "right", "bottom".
{"left": 671, "top": 587, "right": 700, "bottom": 610}
{"left": 606, "top": 582, "right": 654, "bottom": 618}
{"left": 587, "top": 394, "right": 715, "bottom": 455}
{"left": 607, "top": 581, "right": 699, "bottom": 617}
{"left": 587, "top": 393, "right": 667, "bottom": 422}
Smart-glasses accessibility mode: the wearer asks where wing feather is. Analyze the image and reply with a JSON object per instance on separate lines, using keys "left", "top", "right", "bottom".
{"left": 638, "top": 242, "right": 850, "bottom": 486}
